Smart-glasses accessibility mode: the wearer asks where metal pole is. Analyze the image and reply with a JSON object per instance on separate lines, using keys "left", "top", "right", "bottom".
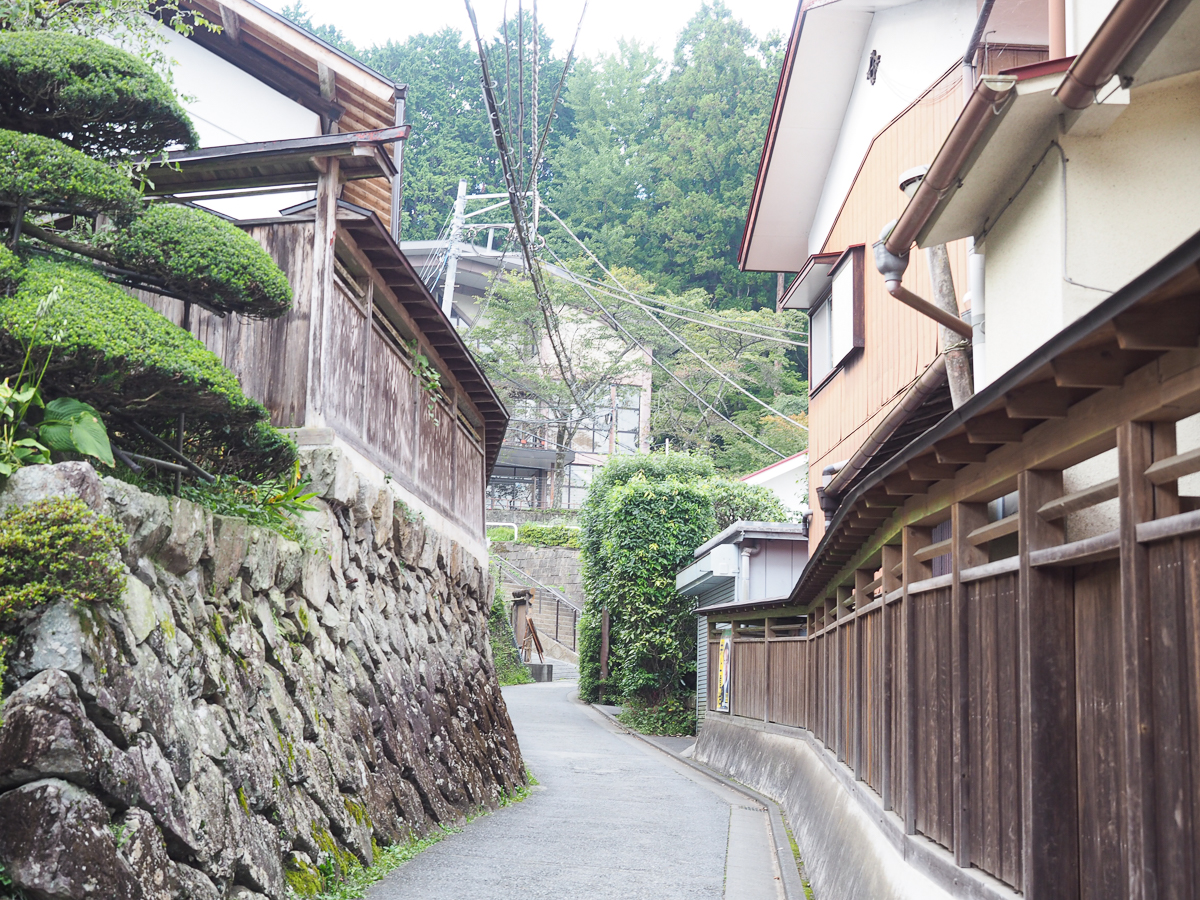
{"left": 531, "top": 0, "right": 540, "bottom": 239}
{"left": 391, "top": 87, "right": 407, "bottom": 242}
{"left": 441, "top": 179, "right": 468, "bottom": 318}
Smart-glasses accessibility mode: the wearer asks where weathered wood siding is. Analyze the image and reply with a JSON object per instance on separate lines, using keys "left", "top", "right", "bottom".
{"left": 136, "top": 221, "right": 487, "bottom": 539}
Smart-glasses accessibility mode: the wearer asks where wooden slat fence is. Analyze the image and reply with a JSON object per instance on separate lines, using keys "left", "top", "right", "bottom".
{"left": 133, "top": 222, "right": 487, "bottom": 539}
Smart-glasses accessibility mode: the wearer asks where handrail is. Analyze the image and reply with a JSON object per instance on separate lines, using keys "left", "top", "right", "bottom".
{"left": 491, "top": 554, "right": 582, "bottom": 612}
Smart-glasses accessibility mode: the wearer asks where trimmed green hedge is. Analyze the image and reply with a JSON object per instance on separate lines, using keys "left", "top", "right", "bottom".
{"left": 108, "top": 204, "right": 293, "bottom": 318}
{"left": 0, "top": 32, "right": 197, "bottom": 157}
{"left": 0, "top": 129, "right": 142, "bottom": 221}
{"left": 515, "top": 523, "right": 580, "bottom": 548}
{"left": 702, "top": 477, "right": 790, "bottom": 530}
{"left": 0, "top": 249, "right": 294, "bottom": 477}
{"left": 578, "top": 452, "right": 795, "bottom": 704}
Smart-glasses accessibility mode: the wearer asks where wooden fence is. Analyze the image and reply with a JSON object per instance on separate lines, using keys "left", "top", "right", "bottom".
{"left": 137, "top": 221, "right": 486, "bottom": 538}
{"left": 707, "top": 425, "right": 1200, "bottom": 899}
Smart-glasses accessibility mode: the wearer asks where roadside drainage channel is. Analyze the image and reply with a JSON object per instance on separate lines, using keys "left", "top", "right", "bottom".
{"left": 587, "top": 700, "right": 806, "bottom": 900}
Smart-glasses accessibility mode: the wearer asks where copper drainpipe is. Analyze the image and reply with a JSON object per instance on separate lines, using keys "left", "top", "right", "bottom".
{"left": 1049, "top": 0, "right": 1067, "bottom": 58}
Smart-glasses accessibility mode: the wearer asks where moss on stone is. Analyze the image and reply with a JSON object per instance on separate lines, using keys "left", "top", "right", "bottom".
{"left": 0, "top": 497, "right": 125, "bottom": 622}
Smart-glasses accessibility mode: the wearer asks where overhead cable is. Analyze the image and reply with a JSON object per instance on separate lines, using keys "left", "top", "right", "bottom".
{"left": 543, "top": 205, "right": 808, "bottom": 433}
{"left": 542, "top": 242, "right": 786, "bottom": 459}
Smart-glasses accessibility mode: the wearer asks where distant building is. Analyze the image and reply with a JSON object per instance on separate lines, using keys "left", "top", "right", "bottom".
{"left": 676, "top": 521, "right": 809, "bottom": 724}
{"left": 740, "top": 451, "right": 809, "bottom": 518}
{"left": 404, "top": 239, "right": 652, "bottom": 512}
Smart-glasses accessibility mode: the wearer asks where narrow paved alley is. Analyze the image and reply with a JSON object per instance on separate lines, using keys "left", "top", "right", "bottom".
{"left": 368, "top": 679, "right": 787, "bottom": 900}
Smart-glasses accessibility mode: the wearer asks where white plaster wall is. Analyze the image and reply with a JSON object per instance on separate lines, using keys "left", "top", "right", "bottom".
{"left": 809, "top": 0, "right": 977, "bottom": 255}
{"left": 1067, "top": 0, "right": 1122, "bottom": 55}
{"left": 981, "top": 70, "right": 1200, "bottom": 385}
{"left": 158, "top": 23, "right": 320, "bottom": 220}
{"left": 978, "top": 148, "right": 1063, "bottom": 384}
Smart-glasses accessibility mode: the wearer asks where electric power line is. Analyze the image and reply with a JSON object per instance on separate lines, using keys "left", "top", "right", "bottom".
{"left": 543, "top": 205, "right": 808, "bottom": 433}
{"left": 541, "top": 242, "right": 786, "bottom": 459}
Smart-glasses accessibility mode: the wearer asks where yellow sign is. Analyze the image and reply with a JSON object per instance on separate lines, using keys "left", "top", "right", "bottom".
{"left": 715, "top": 631, "right": 732, "bottom": 712}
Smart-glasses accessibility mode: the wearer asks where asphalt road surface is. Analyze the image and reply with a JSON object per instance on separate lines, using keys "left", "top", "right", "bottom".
{"left": 367, "top": 680, "right": 785, "bottom": 900}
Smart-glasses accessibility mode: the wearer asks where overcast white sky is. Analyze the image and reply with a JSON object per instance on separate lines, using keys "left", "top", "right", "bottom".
{"left": 262, "top": 0, "right": 801, "bottom": 60}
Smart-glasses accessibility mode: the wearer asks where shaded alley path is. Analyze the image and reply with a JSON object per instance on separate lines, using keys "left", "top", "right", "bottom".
{"left": 368, "top": 680, "right": 786, "bottom": 900}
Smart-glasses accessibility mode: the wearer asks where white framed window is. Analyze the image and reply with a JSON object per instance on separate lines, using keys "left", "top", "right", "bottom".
{"left": 809, "top": 245, "right": 864, "bottom": 388}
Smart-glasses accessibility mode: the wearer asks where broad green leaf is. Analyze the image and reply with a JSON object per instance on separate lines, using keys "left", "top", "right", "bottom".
{"left": 70, "top": 415, "right": 115, "bottom": 466}
{"left": 43, "top": 397, "right": 95, "bottom": 423}
{"left": 37, "top": 422, "right": 76, "bottom": 453}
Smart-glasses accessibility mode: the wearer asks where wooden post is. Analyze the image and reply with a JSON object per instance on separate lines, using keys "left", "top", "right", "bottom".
{"left": 391, "top": 87, "right": 406, "bottom": 242}
{"left": 764, "top": 617, "right": 772, "bottom": 724}
{"left": 903, "top": 525, "right": 933, "bottom": 835}
{"left": 854, "top": 568, "right": 874, "bottom": 780}
{"left": 1116, "top": 421, "right": 1173, "bottom": 900}
{"left": 361, "top": 280, "right": 374, "bottom": 438}
{"left": 881, "top": 543, "right": 902, "bottom": 811}
{"left": 952, "top": 502, "right": 987, "bottom": 867}
{"left": 837, "top": 584, "right": 853, "bottom": 762}
{"left": 307, "top": 156, "right": 340, "bottom": 426}
{"left": 1017, "top": 468, "right": 1078, "bottom": 900}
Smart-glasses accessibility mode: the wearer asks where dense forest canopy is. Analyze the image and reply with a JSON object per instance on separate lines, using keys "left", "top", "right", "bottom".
{"left": 282, "top": 2, "right": 808, "bottom": 476}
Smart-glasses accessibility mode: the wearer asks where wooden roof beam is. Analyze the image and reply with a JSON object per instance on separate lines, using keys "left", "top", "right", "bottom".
{"left": 883, "top": 473, "right": 933, "bottom": 496}
{"left": 965, "top": 411, "right": 1029, "bottom": 444}
{"left": 934, "top": 434, "right": 991, "bottom": 464}
{"left": 1051, "top": 344, "right": 1155, "bottom": 388}
{"left": 906, "top": 455, "right": 960, "bottom": 480}
{"left": 1005, "top": 381, "right": 1074, "bottom": 418}
{"left": 1113, "top": 301, "right": 1200, "bottom": 350}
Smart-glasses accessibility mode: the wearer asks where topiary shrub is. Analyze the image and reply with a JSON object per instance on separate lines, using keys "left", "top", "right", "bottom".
{"left": 0, "top": 32, "right": 196, "bottom": 157}
{"left": 0, "top": 496, "right": 125, "bottom": 621}
{"left": 107, "top": 204, "right": 293, "bottom": 317}
{"left": 0, "top": 128, "right": 142, "bottom": 222}
{"left": 0, "top": 253, "right": 295, "bottom": 477}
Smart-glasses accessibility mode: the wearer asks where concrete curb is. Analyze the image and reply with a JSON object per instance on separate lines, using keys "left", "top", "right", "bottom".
{"left": 585, "top": 699, "right": 806, "bottom": 900}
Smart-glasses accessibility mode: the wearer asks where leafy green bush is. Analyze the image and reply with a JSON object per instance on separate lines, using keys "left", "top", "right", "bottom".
{"left": 0, "top": 253, "right": 295, "bottom": 477}
{"left": 0, "top": 496, "right": 125, "bottom": 621}
{"left": 616, "top": 695, "right": 697, "bottom": 737}
{"left": 578, "top": 468, "right": 715, "bottom": 705}
{"left": 577, "top": 452, "right": 795, "bottom": 705}
{"left": 114, "top": 460, "right": 317, "bottom": 544}
{"left": 516, "top": 523, "right": 579, "bottom": 548}
{"left": 488, "top": 583, "right": 533, "bottom": 686}
{"left": 0, "top": 32, "right": 196, "bottom": 156}
{"left": 702, "top": 477, "right": 791, "bottom": 530}
{"left": 0, "top": 128, "right": 141, "bottom": 221}
{"left": 107, "top": 204, "right": 293, "bottom": 318}
{"left": 486, "top": 525, "right": 515, "bottom": 542}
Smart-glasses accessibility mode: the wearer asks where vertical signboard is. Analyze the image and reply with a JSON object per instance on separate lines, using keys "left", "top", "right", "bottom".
{"left": 715, "top": 629, "right": 732, "bottom": 713}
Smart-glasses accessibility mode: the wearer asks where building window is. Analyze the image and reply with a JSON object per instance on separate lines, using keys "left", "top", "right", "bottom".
{"left": 809, "top": 245, "right": 864, "bottom": 387}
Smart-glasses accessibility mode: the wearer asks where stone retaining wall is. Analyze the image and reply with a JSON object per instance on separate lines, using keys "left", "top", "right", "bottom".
{"left": 0, "top": 456, "right": 524, "bottom": 900}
